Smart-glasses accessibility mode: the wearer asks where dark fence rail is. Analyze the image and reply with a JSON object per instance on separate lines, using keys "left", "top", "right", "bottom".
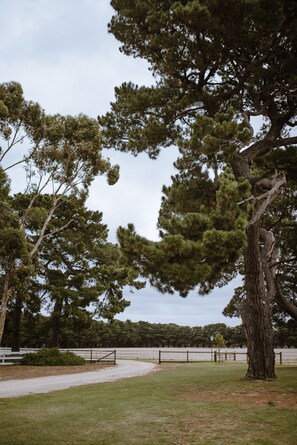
{"left": 0, "top": 347, "right": 292, "bottom": 365}
{"left": 214, "top": 351, "right": 247, "bottom": 363}
{"left": 159, "top": 350, "right": 212, "bottom": 364}
{"left": 0, "top": 349, "right": 117, "bottom": 365}
{"left": 214, "top": 351, "right": 282, "bottom": 365}
{"left": 159, "top": 350, "right": 283, "bottom": 365}
{"left": 60, "top": 349, "right": 117, "bottom": 364}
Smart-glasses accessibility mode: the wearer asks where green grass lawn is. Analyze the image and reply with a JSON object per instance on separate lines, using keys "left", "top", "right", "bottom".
{"left": 0, "top": 362, "right": 296, "bottom": 445}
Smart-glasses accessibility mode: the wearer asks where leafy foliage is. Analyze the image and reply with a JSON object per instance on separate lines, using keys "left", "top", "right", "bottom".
{"left": 21, "top": 348, "right": 85, "bottom": 366}
{"left": 0, "top": 81, "right": 142, "bottom": 347}
{"left": 101, "top": 0, "right": 297, "bottom": 378}
{"left": 101, "top": 0, "right": 297, "bottom": 307}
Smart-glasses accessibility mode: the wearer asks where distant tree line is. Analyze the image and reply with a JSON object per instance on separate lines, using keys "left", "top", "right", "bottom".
{"left": 2, "top": 313, "right": 296, "bottom": 349}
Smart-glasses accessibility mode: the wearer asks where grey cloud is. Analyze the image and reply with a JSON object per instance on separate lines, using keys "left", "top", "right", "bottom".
{"left": 0, "top": 0, "right": 241, "bottom": 327}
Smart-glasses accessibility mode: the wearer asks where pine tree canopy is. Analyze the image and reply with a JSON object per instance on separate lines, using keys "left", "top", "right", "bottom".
{"left": 100, "top": 0, "right": 297, "bottom": 303}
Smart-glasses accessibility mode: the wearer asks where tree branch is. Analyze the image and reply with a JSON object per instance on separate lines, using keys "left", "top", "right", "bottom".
{"left": 275, "top": 279, "right": 297, "bottom": 321}
{"left": 43, "top": 218, "right": 74, "bottom": 240}
{"left": 277, "top": 136, "right": 297, "bottom": 146}
{"left": 30, "top": 196, "right": 58, "bottom": 257}
{"left": 0, "top": 123, "right": 23, "bottom": 163}
{"left": 248, "top": 175, "right": 286, "bottom": 226}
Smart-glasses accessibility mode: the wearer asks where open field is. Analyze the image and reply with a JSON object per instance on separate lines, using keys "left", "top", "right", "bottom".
{"left": 0, "top": 362, "right": 296, "bottom": 445}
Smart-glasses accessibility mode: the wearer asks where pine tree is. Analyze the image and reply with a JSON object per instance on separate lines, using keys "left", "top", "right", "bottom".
{"left": 100, "top": 0, "right": 297, "bottom": 379}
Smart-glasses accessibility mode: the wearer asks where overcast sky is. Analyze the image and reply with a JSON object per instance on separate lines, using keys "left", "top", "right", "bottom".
{"left": 0, "top": 0, "right": 241, "bottom": 327}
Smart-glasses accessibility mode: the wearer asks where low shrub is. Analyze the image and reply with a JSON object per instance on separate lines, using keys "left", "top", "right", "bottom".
{"left": 21, "top": 348, "right": 86, "bottom": 366}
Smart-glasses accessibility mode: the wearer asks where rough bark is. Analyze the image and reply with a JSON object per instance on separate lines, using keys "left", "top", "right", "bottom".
{"left": 49, "top": 298, "right": 63, "bottom": 347}
{"left": 0, "top": 274, "right": 12, "bottom": 346}
{"left": 11, "top": 291, "right": 23, "bottom": 352}
{"left": 241, "top": 222, "right": 276, "bottom": 379}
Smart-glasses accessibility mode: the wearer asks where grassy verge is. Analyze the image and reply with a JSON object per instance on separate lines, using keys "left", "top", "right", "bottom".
{"left": 0, "top": 362, "right": 296, "bottom": 445}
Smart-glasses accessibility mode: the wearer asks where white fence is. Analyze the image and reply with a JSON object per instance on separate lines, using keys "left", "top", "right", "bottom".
{"left": 1, "top": 347, "right": 297, "bottom": 365}
{"left": 109, "top": 347, "right": 297, "bottom": 363}
{"left": 0, "top": 351, "right": 27, "bottom": 365}
{"left": 0, "top": 348, "right": 116, "bottom": 365}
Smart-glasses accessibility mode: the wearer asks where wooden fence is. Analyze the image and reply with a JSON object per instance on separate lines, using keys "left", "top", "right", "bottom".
{"left": 0, "top": 351, "right": 27, "bottom": 365}
{"left": 0, "top": 348, "right": 288, "bottom": 365}
{"left": 214, "top": 350, "right": 282, "bottom": 365}
{"left": 60, "top": 349, "right": 117, "bottom": 364}
{"left": 0, "top": 349, "right": 116, "bottom": 365}
{"left": 159, "top": 350, "right": 212, "bottom": 364}
{"left": 158, "top": 350, "right": 283, "bottom": 365}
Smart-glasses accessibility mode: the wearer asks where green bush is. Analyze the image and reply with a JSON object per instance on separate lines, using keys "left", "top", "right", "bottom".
{"left": 21, "top": 348, "right": 86, "bottom": 366}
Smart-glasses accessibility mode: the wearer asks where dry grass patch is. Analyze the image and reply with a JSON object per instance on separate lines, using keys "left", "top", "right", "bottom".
{"left": 181, "top": 388, "right": 297, "bottom": 407}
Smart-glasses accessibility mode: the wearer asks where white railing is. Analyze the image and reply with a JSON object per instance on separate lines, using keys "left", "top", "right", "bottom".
{"left": 0, "top": 348, "right": 116, "bottom": 365}
{"left": 1, "top": 347, "right": 296, "bottom": 364}
{"left": 0, "top": 351, "right": 32, "bottom": 365}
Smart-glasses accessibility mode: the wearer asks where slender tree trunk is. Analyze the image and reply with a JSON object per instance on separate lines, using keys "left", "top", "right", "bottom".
{"left": 241, "top": 222, "right": 276, "bottom": 379}
{"left": 49, "top": 298, "right": 63, "bottom": 347}
{"left": 11, "top": 291, "right": 23, "bottom": 352}
{"left": 0, "top": 274, "right": 12, "bottom": 346}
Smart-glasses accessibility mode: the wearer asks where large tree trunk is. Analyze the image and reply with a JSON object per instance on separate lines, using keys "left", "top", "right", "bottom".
{"left": 241, "top": 222, "right": 276, "bottom": 379}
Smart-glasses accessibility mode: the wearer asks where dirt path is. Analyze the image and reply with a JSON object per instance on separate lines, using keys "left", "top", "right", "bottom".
{"left": 0, "top": 360, "right": 157, "bottom": 398}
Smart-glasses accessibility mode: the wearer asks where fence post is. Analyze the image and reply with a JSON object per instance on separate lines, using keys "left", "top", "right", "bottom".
{"left": 187, "top": 351, "right": 189, "bottom": 363}
{"left": 219, "top": 351, "right": 223, "bottom": 364}
{"left": 279, "top": 352, "right": 282, "bottom": 365}
{"left": 114, "top": 349, "right": 116, "bottom": 364}
{"left": 90, "top": 349, "right": 93, "bottom": 362}
{"left": 214, "top": 351, "right": 217, "bottom": 362}
{"left": 159, "top": 350, "right": 161, "bottom": 364}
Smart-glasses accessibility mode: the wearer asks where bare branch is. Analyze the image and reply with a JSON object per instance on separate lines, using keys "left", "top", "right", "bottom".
{"left": 277, "top": 136, "right": 297, "bottom": 146}
{"left": 30, "top": 196, "right": 58, "bottom": 257}
{"left": 0, "top": 123, "right": 23, "bottom": 162}
{"left": 275, "top": 279, "right": 297, "bottom": 321}
{"left": 248, "top": 175, "right": 287, "bottom": 226}
{"left": 237, "top": 195, "right": 255, "bottom": 206}
{"left": 242, "top": 112, "right": 254, "bottom": 137}
{"left": 43, "top": 218, "right": 74, "bottom": 239}
{"left": 287, "top": 121, "right": 297, "bottom": 128}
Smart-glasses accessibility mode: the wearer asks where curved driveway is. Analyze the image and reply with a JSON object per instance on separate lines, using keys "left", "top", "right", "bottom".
{"left": 0, "top": 360, "right": 157, "bottom": 398}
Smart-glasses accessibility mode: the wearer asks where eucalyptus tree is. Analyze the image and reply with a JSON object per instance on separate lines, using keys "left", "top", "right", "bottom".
{"left": 0, "top": 81, "right": 120, "bottom": 345}
{"left": 0, "top": 168, "right": 31, "bottom": 343}
{"left": 7, "top": 193, "right": 144, "bottom": 348}
{"left": 100, "top": 0, "right": 297, "bottom": 379}
{"left": 34, "top": 197, "right": 144, "bottom": 347}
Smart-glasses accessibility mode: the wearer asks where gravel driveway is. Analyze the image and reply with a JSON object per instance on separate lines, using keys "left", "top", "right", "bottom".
{"left": 0, "top": 360, "right": 157, "bottom": 398}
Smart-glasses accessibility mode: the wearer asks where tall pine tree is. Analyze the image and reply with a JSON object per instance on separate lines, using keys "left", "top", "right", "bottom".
{"left": 100, "top": 0, "right": 297, "bottom": 379}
